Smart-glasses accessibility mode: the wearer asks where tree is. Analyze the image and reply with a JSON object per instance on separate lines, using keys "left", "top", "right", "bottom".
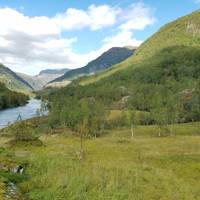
{"left": 150, "top": 92, "right": 168, "bottom": 137}
{"left": 78, "top": 100, "right": 90, "bottom": 154}
{"left": 126, "top": 110, "right": 137, "bottom": 138}
{"left": 88, "top": 100, "right": 107, "bottom": 138}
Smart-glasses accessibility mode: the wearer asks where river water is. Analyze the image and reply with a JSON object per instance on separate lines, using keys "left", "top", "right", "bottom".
{"left": 0, "top": 99, "right": 44, "bottom": 129}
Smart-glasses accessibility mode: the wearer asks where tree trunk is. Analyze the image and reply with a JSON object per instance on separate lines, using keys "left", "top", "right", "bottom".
{"left": 158, "top": 126, "right": 161, "bottom": 137}
{"left": 170, "top": 122, "right": 173, "bottom": 136}
{"left": 131, "top": 124, "right": 134, "bottom": 138}
{"left": 80, "top": 132, "right": 83, "bottom": 152}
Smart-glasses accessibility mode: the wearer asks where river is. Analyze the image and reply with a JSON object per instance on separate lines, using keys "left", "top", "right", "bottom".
{"left": 0, "top": 99, "right": 45, "bottom": 129}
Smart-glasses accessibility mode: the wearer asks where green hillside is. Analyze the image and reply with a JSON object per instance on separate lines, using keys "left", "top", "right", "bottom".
{"left": 77, "top": 10, "right": 200, "bottom": 86}
{"left": 0, "top": 83, "right": 29, "bottom": 110}
{"left": 0, "top": 64, "right": 33, "bottom": 93}
{"left": 47, "top": 10, "right": 200, "bottom": 129}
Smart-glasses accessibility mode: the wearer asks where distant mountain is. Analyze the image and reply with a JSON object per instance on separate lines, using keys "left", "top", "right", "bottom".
{"left": 39, "top": 68, "right": 69, "bottom": 75}
{"left": 51, "top": 47, "right": 136, "bottom": 83}
{"left": 17, "top": 68, "right": 70, "bottom": 90}
{"left": 36, "top": 68, "right": 70, "bottom": 88}
{"left": 17, "top": 72, "right": 45, "bottom": 91}
{"left": 0, "top": 64, "right": 33, "bottom": 93}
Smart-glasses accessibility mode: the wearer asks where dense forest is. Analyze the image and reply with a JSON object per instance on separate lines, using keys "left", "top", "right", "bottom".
{"left": 45, "top": 45, "right": 199, "bottom": 136}
{"left": 43, "top": 11, "right": 200, "bottom": 138}
{"left": 0, "top": 83, "right": 29, "bottom": 110}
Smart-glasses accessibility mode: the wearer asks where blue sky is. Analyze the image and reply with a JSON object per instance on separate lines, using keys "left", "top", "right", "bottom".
{"left": 0, "top": 0, "right": 199, "bottom": 74}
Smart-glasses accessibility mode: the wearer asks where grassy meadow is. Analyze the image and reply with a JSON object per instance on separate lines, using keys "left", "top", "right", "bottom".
{"left": 0, "top": 121, "right": 200, "bottom": 200}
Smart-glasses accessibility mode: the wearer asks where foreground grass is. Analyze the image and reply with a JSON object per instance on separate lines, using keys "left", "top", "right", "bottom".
{"left": 0, "top": 122, "right": 200, "bottom": 200}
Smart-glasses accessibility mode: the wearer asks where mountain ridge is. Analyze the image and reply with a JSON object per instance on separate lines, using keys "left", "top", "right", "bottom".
{"left": 39, "top": 68, "right": 70, "bottom": 76}
{"left": 51, "top": 47, "right": 136, "bottom": 83}
{"left": 49, "top": 9, "right": 200, "bottom": 124}
{"left": 76, "top": 10, "right": 200, "bottom": 86}
{"left": 17, "top": 68, "right": 70, "bottom": 90}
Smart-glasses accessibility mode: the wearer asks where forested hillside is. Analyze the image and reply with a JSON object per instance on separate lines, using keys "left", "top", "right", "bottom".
{"left": 46, "top": 10, "right": 200, "bottom": 134}
{"left": 77, "top": 10, "right": 200, "bottom": 86}
{"left": 0, "top": 83, "right": 29, "bottom": 110}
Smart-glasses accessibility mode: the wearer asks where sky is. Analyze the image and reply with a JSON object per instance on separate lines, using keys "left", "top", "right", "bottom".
{"left": 0, "top": 0, "right": 199, "bottom": 75}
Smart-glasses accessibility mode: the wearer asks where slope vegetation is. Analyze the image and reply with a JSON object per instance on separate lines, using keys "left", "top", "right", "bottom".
{"left": 48, "top": 10, "right": 200, "bottom": 127}
{"left": 77, "top": 10, "right": 200, "bottom": 86}
{"left": 0, "top": 64, "right": 33, "bottom": 93}
{"left": 0, "top": 83, "right": 28, "bottom": 110}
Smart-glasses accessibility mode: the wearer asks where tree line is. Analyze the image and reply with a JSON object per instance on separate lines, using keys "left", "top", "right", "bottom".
{"left": 43, "top": 45, "right": 200, "bottom": 138}
{"left": 0, "top": 83, "right": 29, "bottom": 110}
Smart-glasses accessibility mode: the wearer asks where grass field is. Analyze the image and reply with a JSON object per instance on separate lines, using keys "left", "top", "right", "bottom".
{"left": 0, "top": 122, "right": 199, "bottom": 200}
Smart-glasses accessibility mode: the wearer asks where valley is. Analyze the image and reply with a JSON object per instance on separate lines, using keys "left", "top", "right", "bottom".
{"left": 0, "top": 6, "right": 200, "bottom": 200}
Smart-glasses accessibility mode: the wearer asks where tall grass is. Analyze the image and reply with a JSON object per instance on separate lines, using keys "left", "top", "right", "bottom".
{"left": 12, "top": 123, "right": 200, "bottom": 200}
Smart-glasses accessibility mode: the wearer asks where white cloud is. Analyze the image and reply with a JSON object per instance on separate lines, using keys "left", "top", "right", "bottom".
{"left": 103, "top": 30, "right": 142, "bottom": 48}
{"left": 0, "top": 8, "right": 60, "bottom": 35}
{"left": 54, "top": 4, "right": 119, "bottom": 31}
{"left": 119, "top": 3, "right": 156, "bottom": 31}
{"left": 195, "top": 0, "right": 200, "bottom": 3}
{"left": 0, "top": 3, "right": 155, "bottom": 75}
{"left": 88, "top": 4, "right": 120, "bottom": 30}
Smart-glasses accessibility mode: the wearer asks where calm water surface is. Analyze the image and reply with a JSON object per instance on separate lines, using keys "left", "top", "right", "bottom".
{"left": 0, "top": 99, "right": 43, "bottom": 129}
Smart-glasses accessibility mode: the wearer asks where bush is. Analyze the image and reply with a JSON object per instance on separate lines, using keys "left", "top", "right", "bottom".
{"left": 9, "top": 121, "right": 43, "bottom": 146}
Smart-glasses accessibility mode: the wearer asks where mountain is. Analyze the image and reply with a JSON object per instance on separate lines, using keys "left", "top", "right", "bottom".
{"left": 17, "top": 68, "right": 70, "bottom": 90}
{"left": 0, "top": 64, "right": 33, "bottom": 93}
{"left": 17, "top": 72, "right": 45, "bottom": 91}
{"left": 76, "top": 10, "right": 200, "bottom": 86}
{"left": 51, "top": 47, "right": 136, "bottom": 83}
{"left": 39, "top": 68, "right": 69, "bottom": 75}
{"left": 36, "top": 68, "right": 70, "bottom": 87}
{"left": 49, "top": 10, "right": 200, "bottom": 124}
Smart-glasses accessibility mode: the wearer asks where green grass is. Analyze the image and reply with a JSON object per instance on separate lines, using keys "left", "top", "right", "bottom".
{"left": 0, "top": 179, "right": 6, "bottom": 199}
{"left": 0, "top": 122, "right": 199, "bottom": 200}
{"left": 106, "top": 122, "right": 200, "bottom": 137}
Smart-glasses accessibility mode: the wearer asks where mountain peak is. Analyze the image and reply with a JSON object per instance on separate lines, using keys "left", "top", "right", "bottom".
{"left": 51, "top": 46, "right": 135, "bottom": 83}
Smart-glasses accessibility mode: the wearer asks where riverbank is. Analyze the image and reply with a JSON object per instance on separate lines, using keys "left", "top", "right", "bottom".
{"left": 0, "top": 99, "right": 44, "bottom": 129}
